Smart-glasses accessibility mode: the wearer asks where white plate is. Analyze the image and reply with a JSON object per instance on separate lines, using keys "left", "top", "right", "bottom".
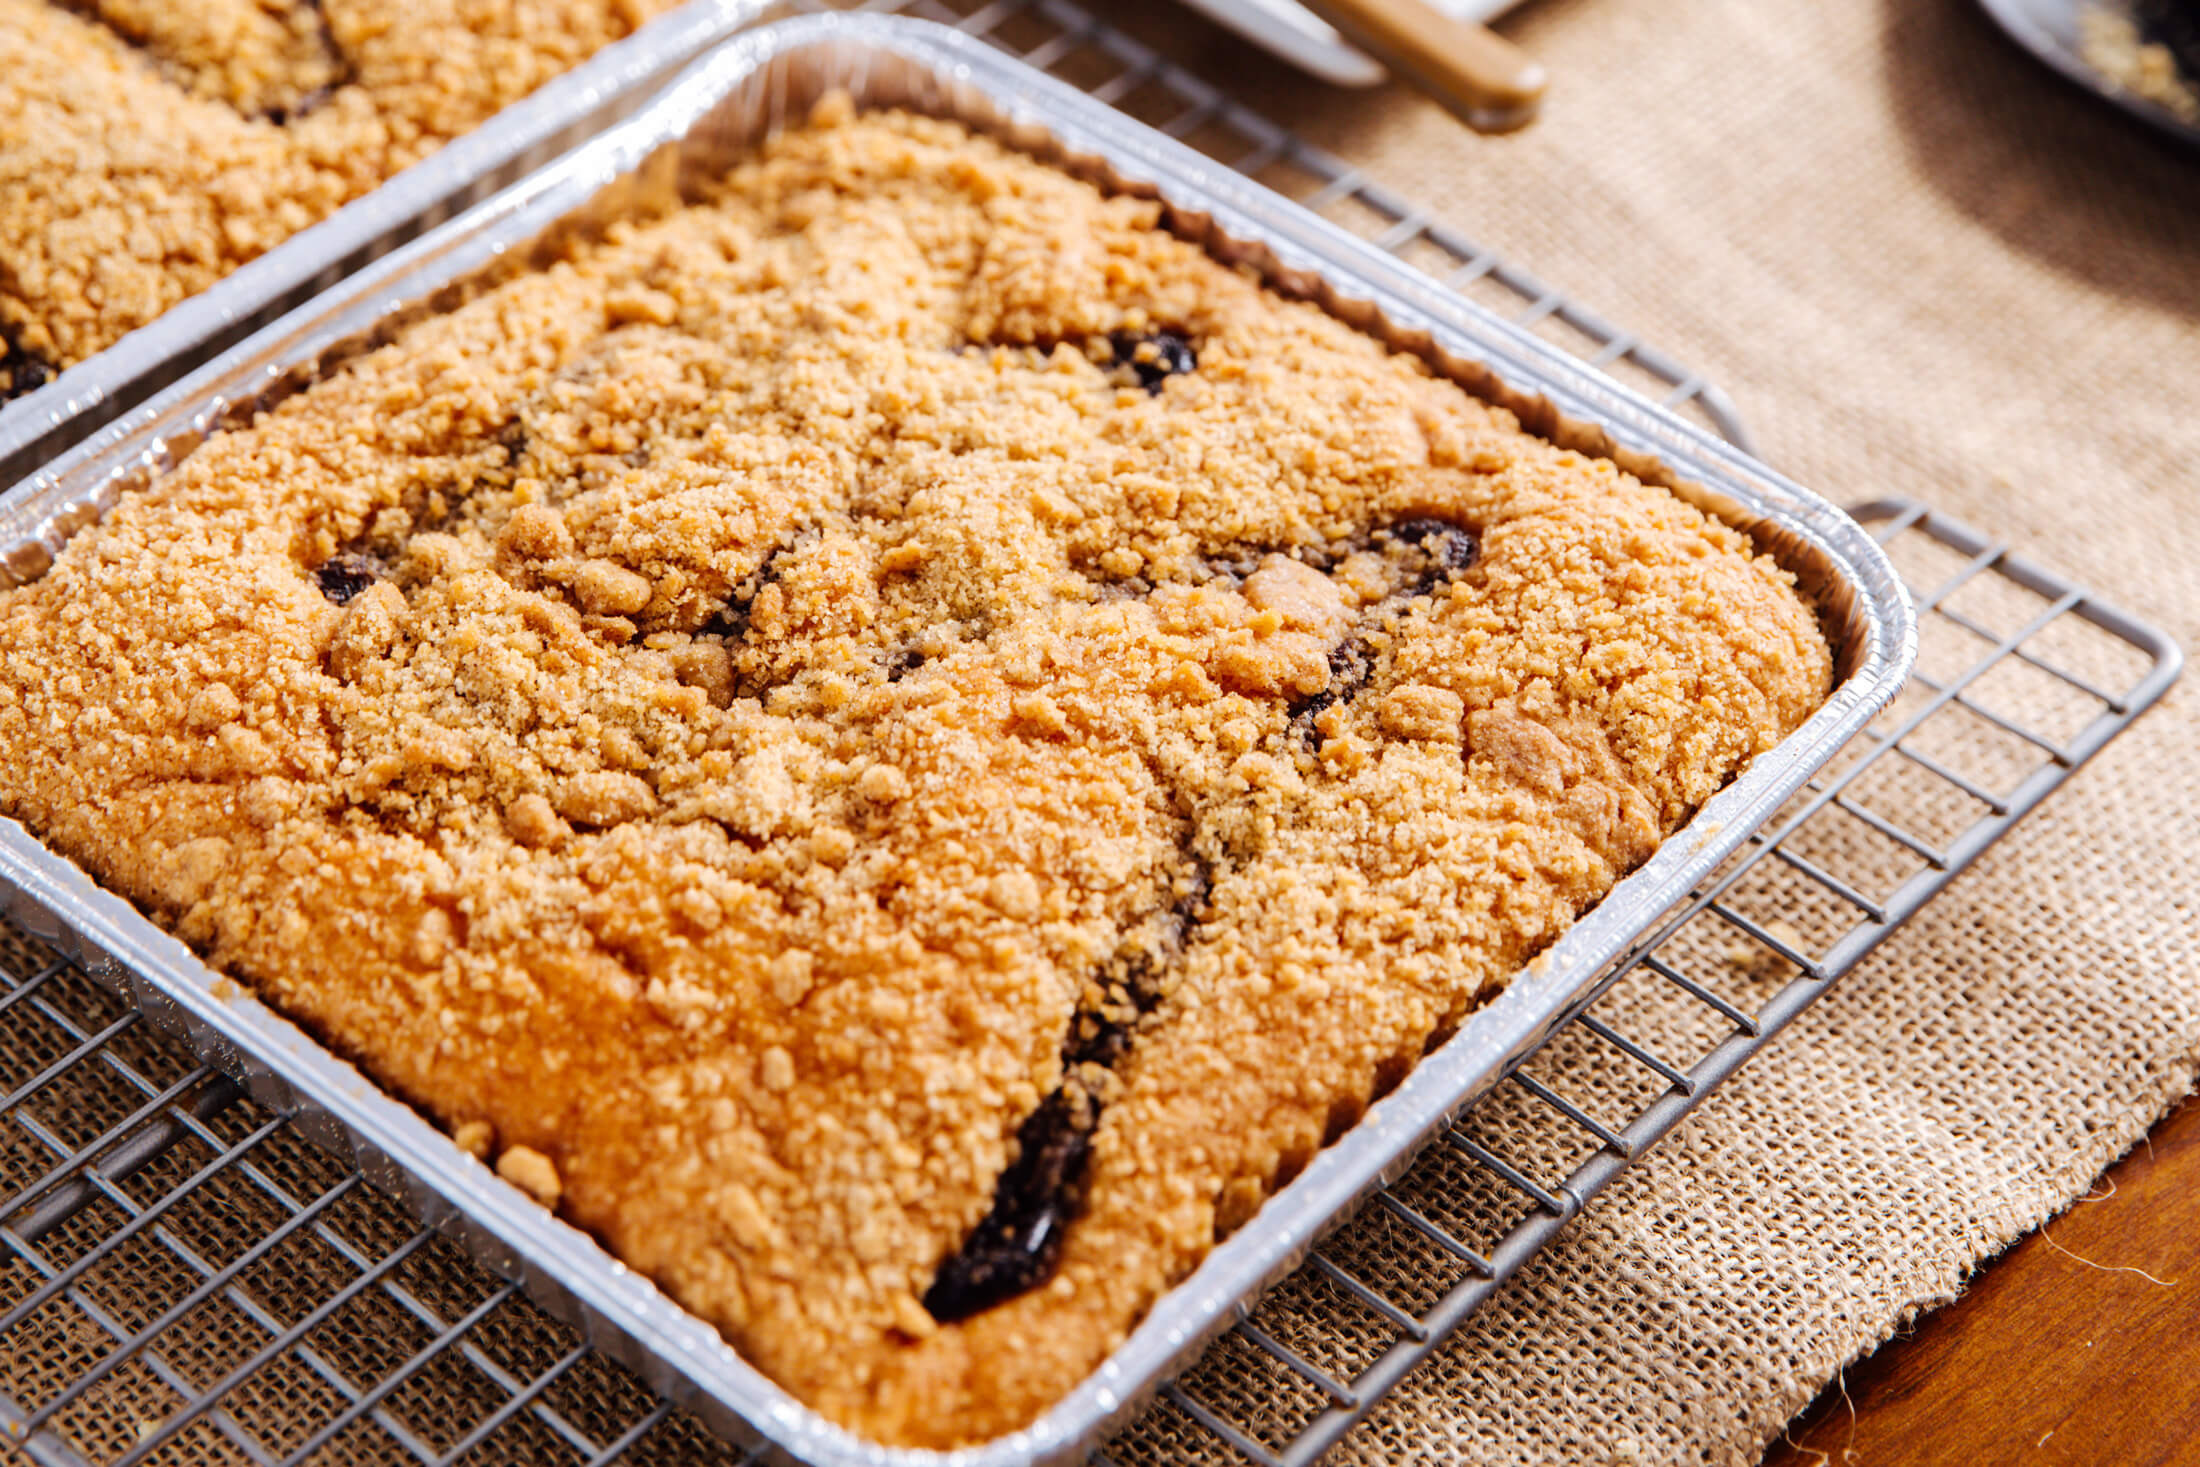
{"left": 1975, "top": 0, "right": 2200, "bottom": 148}
{"left": 1177, "top": 0, "right": 1523, "bottom": 87}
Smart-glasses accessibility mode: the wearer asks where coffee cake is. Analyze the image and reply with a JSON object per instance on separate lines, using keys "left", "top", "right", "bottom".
{"left": 0, "top": 0, "right": 683, "bottom": 398}
{"left": 0, "top": 106, "right": 1833, "bottom": 1445}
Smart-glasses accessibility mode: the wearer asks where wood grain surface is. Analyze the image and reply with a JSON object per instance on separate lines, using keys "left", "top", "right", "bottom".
{"left": 1763, "top": 1093, "right": 2200, "bottom": 1466}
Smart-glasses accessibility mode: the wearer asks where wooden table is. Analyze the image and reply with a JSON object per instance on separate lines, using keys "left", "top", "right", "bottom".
{"left": 1764, "top": 1094, "right": 2200, "bottom": 1465}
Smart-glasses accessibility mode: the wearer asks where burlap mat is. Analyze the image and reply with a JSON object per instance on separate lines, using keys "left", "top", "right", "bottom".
{"left": 4, "top": 2, "right": 2196, "bottom": 1464}
{"left": 1166, "top": 0, "right": 2199, "bottom": 1460}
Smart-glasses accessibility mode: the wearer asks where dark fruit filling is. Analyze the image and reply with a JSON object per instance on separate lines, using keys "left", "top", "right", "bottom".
{"left": 1375, "top": 519, "right": 1482, "bottom": 592}
{"left": 0, "top": 323, "right": 54, "bottom": 404}
{"left": 0, "top": 352, "right": 51, "bottom": 405}
{"left": 1108, "top": 330, "right": 1197, "bottom": 393}
{"left": 920, "top": 1088, "right": 1096, "bottom": 1322}
{"left": 313, "top": 553, "right": 383, "bottom": 605}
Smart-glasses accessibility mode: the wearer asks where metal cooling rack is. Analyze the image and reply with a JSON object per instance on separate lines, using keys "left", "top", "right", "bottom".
{"left": 0, "top": 2, "right": 2184, "bottom": 1464}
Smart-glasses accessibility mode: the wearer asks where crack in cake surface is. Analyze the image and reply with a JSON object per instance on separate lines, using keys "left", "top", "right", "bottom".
{"left": 1286, "top": 519, "right": 1482, "bottom": 751}
{"left": 917, "top": 522, "right": 1483, "bottom": 1321}
{"left": 48, "top": 0, "right": 350, "bottom": 120}
{"left": 926, "top": 856, "right": 1213, "bottom": 1321}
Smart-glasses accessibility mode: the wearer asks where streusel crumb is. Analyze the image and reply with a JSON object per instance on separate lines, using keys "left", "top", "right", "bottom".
{"left": 0, "top": 0, "right": 681, "bottom": 392}
{"left": 0, "top": 109, "right": 1831, "bottom": 1445}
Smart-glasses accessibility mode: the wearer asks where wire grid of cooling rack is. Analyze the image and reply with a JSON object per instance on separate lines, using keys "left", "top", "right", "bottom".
{"left": 0, "top": 1, "right": 2185, "bottom": 1464}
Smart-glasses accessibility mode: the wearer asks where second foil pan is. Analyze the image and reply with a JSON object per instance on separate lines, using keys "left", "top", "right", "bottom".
{"left": 0, "top": 0, "right": 774, "bottom": 494}
{"left": 0, "top": 15, "right": 1916, "bottom": 1466}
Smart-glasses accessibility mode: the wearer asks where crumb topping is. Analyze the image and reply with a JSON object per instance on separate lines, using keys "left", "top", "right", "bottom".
{"left": 0, "top": 0, "right": 680, "bottom": 387}
{"left": 0, "top": 109, "right": 1832, "bottom": 1446}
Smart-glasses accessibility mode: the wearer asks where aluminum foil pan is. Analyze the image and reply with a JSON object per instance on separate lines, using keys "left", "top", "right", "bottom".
{"left": 0, "top": 0, "right": 775, "bottom": 496}
{"left": 0, "top": 16, "right": 1918, "bottom": 1466}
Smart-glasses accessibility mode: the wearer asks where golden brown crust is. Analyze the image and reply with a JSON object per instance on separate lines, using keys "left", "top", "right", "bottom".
{"left": 0, "top": 110, "right": 1831, "bottom": 1445}
{"left": 0, "top": 0, "right": 679, "bottom": 376}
